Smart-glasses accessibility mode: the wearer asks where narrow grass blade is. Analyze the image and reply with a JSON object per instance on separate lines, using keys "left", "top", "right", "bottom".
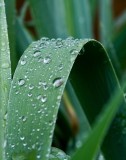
{"left": 16, "top": 18, "right": 33, "bottom": 58}
{"left": 28, "top": 0, "right": 68, "bottom": 38}
{"left": 0, "top": 0, "right": 11, "bottom": 159}
{"left": 5, "top": 0, "right": 17, "bottom": 73}
{"left": 71, "top": 84, "right": 124, "bottom": 160}
{"left": 99, "top": 0, "right": 113, "bottom": 45}
{"left": 49, "top": 147, "right": 70, "bottom": 160}
{"left": 64, "top": 0, "right": 93, "bottom": 38}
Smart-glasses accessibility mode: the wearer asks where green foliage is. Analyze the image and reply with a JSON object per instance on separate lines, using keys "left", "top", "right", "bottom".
{"left": 0, "top": 0, "right": 126, "bottom": 160}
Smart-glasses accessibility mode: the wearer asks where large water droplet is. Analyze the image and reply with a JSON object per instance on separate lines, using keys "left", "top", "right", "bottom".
{"left": 43, "top": 56, "right": 51, "bottom": 64}
{"left": 53, "top": 78, "right": 64, "bottom": 88}
{"left": 33, "top": 51, "right": 41, "bottom": 57}
{"left": 18, "top": 79, "right": 25, "bottom": 86}
{"left": 41, "top": 95, "right": 47, "bottom": 103}
{"left": 20, "top": 60, "right": 26, "bottom": 65}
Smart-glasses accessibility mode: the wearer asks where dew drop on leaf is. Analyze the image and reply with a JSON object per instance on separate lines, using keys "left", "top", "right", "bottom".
{"left": 33, "top": 50, "right": 41, "bottom": 57}
{"left": 20, "top": 60, "right": 26, "bottom": 65}
{"left": 53, "top": 77, "right": 64, "bottom": 88}
{"left": 70, "top": 49, "right": 78, "bottom": 55}
{"left": 43, "top": 56, "right": 51, "bottom": 64}
{"left": 18, "top": 79, "right": 25, "bottom": 86}
{"left": 21, "top": 116, "right": 27, "bottom": 122}
{"left": 41, "top": 95, "right": 47, "bottom": 103}
{"left": 20, "top": 137, "right": 25, "bottom": 141}
{"left": 29, "top": 84, "right": 34, "bottom": 90}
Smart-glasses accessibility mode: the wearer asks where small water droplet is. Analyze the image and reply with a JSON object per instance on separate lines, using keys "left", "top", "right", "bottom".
{"left": 28, "top": 93, "right": 32, "bottom": 97}
{"left": 20, "top": 137, "right": 25, "bottom": 141}
{"left": 53, "top": 77, "right": 64, "bottom": 88}
{"left": 20, "top": 60, "right": 26, "bottom": 65}
{"left": 41, "top": 95, "right": 47, "bottom": 103}
{"left": 18, "top": 79, "right": 25, "bottom": 86}
{"left": 21, "top": 116, "right": 27, "bottom": 122}
{"left": 23, "top": 143, "right": 27, "bottom": 147}
{"left": 29, "top": 84, "right": 34, "bottom": 90}
{"left": 37, "top": 95, "right": 42, "bottom": 100}
{"left": 56, "top": 39, "right": 63, "bottom": 48}
{"left": 43, "top": 56, "right": 51, "bottom": 64}
{"left": 58, "top": 63, "right": 63, "bottom": 71}
{"left": 33, "top": 51, "right": 41, "bottom": 57}
{"left": 37, "top": 155, "right": 41, "bottom": 159}
{"left": 70, "top": 49, "right": 78, "bottom": 55}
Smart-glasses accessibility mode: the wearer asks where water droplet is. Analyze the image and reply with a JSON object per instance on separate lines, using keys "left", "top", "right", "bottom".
{"left": 70, "top": 49, "right": 78, "bottom": 55}
{"left": 53, "top": 77, "right": 64, "bottom": 88}
{"left": 37, "top": 95, "right": 42, "bottom": 100}
{"left": 33, "top": 51, "right": 41, "bottom": 57}
{"left": 43, "top": 56, "right": 51, "bottom": 64}
{"left": 58, "top": 63, "right": 63, "bottom": 71}
{"left": 3, "top": 140, "right": 7, "bottom": 148}
{"left": 20, "top": 60, "right": 26, "bottom": 65}
{"left": 56, "top": 39, "right": 63, "bottom": 48}
{"left": 23, "top": 143, "right": 27, "bottom": 147}
{"left": 41, "top": 95, "right": 47, "bottom": 103}
{"left": 28, "top": 93, "right": 32, "bottom": 97}
{"left": 18, "top": 79, "right": 25, "bottom": 86}
{"left": 37, "top": 155, "right": 41, "bottom": 159}
{"left": 21, "top": 116, "right": 27, "bottom": 122}
{"left": 20, "top": 137, "right": 25, "bottom": 141}
{"left": 29, "top": 84, "right": 34, "bottom": 90}
{"left": 11, "top": 144, "right": 15, "bottom": 148}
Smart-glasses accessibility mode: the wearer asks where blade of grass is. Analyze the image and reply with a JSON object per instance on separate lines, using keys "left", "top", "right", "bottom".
{"left": 28, "top": 0, "right": 68, "bottom": 38}
{"left": 71, "top": 83, "right": 125, "bottom": 160}
{"left": 99, "top": 0, "right": 113, "bottom": 45}
{"left": 16, "top": 18, "right": 33, "bottom": 58}
{"left": 5, "top": 0, "right": 17, "bottom": 74}
{"left": 0, "top": 0, "right": 11, "bottom": 159}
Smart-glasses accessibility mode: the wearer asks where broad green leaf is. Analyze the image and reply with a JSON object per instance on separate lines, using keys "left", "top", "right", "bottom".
{"left": 0, "top": 0, "right": 11, "bottom": 159}
{"left": 49, "top": 147, "right": 70, "bottom": 160}
{"left": 5, "top": 0, "right": 17, "bottom": 73}
{"left": 71, "top": 83, "right": 125, "bottom": 160}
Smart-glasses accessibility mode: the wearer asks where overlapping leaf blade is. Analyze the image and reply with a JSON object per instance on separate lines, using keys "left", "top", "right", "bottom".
{"left": 0, "top": 0, "right": 11, "bottom": 159}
